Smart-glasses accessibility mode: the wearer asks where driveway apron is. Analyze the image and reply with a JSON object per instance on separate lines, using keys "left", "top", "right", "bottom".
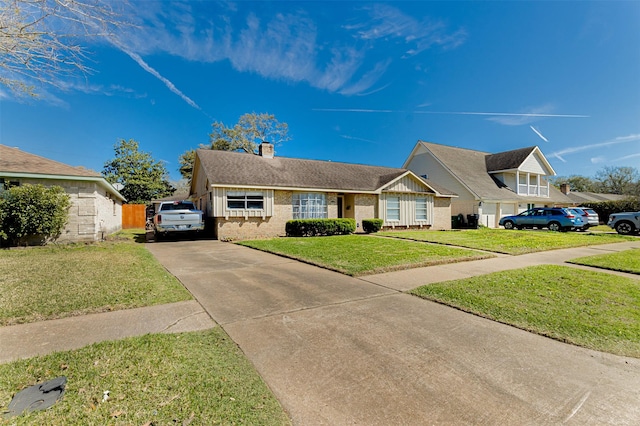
{"left": 147, "top": 240, "right": 640, "bottom": 425}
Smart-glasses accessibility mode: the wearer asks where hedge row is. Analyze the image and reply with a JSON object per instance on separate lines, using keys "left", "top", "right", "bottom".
{"left": 362, "top": 218, "right": 384, "bottom": 233}
{"left": 579, "top": 198, "right": 640, "bottom": 223}
{"left": 286, "top": 218, "right": 356, "bottom": 237}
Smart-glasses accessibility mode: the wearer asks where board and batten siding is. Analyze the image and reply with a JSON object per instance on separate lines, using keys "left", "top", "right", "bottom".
{"left": 383, "top": 174, "right": 433, "bottom": 193}
{"left": 379, "top": 192, "right": 434, "bottom": 227}
{"left": 210, "top": 187, "right": 274, "bottom": 218}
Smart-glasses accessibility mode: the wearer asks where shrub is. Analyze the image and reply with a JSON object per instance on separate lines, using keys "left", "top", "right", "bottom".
{"left": 362, "top": 218, "right": 384, "bottom": 233}
{"left": 580, "top": 198, "right": 640, "bottom": 223}
{"left": 286, "top": 218, "right": 356, "bottom": 237}
{"left": 0, "top": 184, "right": 71, "bottom": 246}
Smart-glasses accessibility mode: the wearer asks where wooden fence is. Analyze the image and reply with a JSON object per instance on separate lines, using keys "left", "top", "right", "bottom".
{"left": 122, "top": 204, "right": 147, "bottom": 229}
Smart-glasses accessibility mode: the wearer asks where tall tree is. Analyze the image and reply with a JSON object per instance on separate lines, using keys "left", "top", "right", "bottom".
{"left": 594, "top": 166, "right": 639, "bottom": 195}
{"left": 103, "top": 139, "right": 175, "bottom": 204}
{"left": 1, "top": 0, "right": 129, "bottom": 96}
{"left": 178, "top": 112, "right": 290, "bottom": 181}
{"left": 549, "top": 175, "right": 598, "bottom": 192}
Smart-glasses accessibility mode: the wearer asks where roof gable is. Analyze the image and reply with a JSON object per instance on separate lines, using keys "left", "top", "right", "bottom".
{"left": 405, "top": 141, "right": 566, "bottom": 202}
{"left": 195, "top": 149, "right": 447, "bottom": 194}
{"left": 0, "top": 145, "right": 101, "bottom": 178}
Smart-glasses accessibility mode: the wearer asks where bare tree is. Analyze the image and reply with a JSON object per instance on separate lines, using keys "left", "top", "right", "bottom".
{"left": 0, "top": 0, "right": 129, "bottom": 96}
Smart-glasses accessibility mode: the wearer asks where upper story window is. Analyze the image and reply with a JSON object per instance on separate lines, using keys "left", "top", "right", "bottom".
{"left": 387, "top": 196, "right": 400, "bottom": 221}
{"left": 227, "top": 191, "right": 264, "bottom": 210}
{"left": 293, "top": 193, "right": 327, "bottom": 219}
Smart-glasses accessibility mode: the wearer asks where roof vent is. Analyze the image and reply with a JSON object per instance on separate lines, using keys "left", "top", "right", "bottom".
{"left": 421, "top": 174, "right": 428, "bottom": 180}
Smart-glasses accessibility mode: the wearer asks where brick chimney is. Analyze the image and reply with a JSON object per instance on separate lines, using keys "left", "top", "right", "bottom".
{"left": 259, "top": 142, "right": 274, "bottom": 159}
{"left": 560, "top": 183, "right": 570, "bottom": 194}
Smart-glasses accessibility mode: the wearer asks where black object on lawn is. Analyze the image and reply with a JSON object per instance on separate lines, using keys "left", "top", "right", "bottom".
{"left": 3, "top": 376, "right": 67, "bottom": 418}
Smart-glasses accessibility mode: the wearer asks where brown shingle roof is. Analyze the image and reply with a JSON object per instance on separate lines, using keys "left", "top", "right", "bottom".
{"left": 196, "top": 149, "right": 429, "bottom": 193}
{"left": 0, "top": 145, "right": 101, "bottom": 177}
{"left": 416, "top": 141, "right": 572, "bottom": 203}
{"left": 485, "top": 146, "right": 537, "bottom": 172}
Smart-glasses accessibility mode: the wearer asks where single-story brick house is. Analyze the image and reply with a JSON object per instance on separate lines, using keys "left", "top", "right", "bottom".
{"left": 190, "top": 143, "right": 456, "bottom": 240}
{"left": 0, "top": 144, "right": 125, "bottom": 242}
{"left": 403, "top": 141, "right": 573, "bottom": 228}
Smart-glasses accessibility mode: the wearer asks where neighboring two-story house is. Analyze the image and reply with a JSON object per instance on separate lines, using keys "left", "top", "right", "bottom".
{"left": 403, "top": 141, "right": 572, "bottom": 228}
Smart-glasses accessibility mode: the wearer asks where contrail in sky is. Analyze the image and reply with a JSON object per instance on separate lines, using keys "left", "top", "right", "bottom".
{"left": 530, "top": 125, "right": 549, "bottom": 142}
{"left": 109, "top": 38, "right": 203, "bottom": 112}
{"left": 313, "top": 108, "right": 589, "bottom": 118}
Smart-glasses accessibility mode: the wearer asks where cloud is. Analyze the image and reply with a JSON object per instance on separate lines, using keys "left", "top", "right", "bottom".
{"left": 346, "top": 4, "right": 467, "bottom": 54}
{"left": 313, "top": 108, "right": 588, "bottom": 121}
{"left": 482, "top": 104, "right": 586, "bottom": 126}
{"left": 114, "top": 2, "right": 465, "bottom": 97}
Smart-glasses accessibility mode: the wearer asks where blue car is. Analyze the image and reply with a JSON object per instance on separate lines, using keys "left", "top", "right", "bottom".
{"left": 499, "top": 207, "right": 583, "bottom": 232}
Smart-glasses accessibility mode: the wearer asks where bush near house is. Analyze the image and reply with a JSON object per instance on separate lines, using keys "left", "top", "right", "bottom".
{"left": 362, "top": 218, "right": 384, "bottom": 233}
{"left": 0, "top": 184, "right": 71, "bottom": 247}
{"left": 286, "top": 218, "right": 356, "bottom": 237}
{"left": 580, "top": 198, "right": 640, "bottom": 223}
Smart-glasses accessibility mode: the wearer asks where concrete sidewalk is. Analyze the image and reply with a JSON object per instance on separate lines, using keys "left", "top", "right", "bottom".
{"left": 0, "top": 300, "right": 215, "bottom": 363}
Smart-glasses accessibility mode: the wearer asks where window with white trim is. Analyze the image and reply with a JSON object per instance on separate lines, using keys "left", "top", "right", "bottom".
{"left": 292, "top": 193, "right": 327, "bottom": 219}
{"left": 387, "top": 196, "right": 400, "bottom": 221}
{"left": 227, "top": 191, "right": 264, "bottom": 210}
{"left": 416, "top": 197, "right": 428, "bottom": 221}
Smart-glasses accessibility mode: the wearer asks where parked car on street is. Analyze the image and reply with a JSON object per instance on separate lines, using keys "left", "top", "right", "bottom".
{"left": 499, "top": 207, "right": 584, "bottom": 232}
{"left": 569, "top": 207, "right": 599, "bottom": 230}
{"left": 607, "top": 211, "right": 640, "bottom": 235}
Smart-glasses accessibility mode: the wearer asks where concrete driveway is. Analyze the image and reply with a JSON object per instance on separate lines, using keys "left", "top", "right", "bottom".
{"left": 147, "top": 240, "right": 640, "bottom": 425}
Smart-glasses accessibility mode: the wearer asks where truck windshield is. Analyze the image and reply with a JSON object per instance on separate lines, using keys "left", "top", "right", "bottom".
{"left": 160, "top": 202, "right": 195, "bottom": 211}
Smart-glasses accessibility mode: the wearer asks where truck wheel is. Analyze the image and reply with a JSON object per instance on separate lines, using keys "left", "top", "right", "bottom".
{"left": 615, "top": 221, "right": 636, "bottom": 235}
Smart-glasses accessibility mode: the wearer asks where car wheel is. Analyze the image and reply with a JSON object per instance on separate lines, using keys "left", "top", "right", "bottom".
{"left": 548, "top": 221, "right": 561, "bottom": 232}
{"left": 503, "top": 220, "right": 515, "bottom": 230}
{"left": 615, "top": 221, "right": 636, "bottom": 235}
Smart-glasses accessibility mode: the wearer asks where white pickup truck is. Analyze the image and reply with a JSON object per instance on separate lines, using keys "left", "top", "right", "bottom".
{"left": 607, "top": 211, "right": 640, "bottom": 235}
{"left": 153, "top": 200, "right": 205, "bottom": 239}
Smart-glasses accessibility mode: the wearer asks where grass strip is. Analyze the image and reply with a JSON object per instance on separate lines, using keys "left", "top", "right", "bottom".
{"left": 379, "top": 227, "right": 635, "bottom": 255}
{"left": 0, "top": 328, "right": 290, "bottom": 425}
{"left": 237, "top": 234, "right": 492, "bottom": 276}
{"left": 0, "top": 233, "right": 191, "bottom": 326}
{"left": 411, "top": 265, "right": 640, "bottom": 357}
{"left": 568, "top": 249, "right": 640, "bottom": 274}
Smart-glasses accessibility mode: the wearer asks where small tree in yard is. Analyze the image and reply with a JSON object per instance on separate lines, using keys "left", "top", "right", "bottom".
{"left": 103, "top": 139, "right": 175, "bottom": 204}
{"left": 0, "top": 184, "right": 71, "bottom": 246}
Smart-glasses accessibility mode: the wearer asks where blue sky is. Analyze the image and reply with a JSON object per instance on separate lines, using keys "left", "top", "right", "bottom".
{"left": 2, "top": 1, "right": 639, "bottom": 182}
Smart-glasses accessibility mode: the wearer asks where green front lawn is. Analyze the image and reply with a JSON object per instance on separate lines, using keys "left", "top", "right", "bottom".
{"left": 0, "top": 230, "right": 191, "bottom": 326}
{"left": 569, "top": 249, "right": 640, "bottom": 274}
{"left": 0, "top": 329, "right": 290, "bottom": 425}
{"left": 411, "top": 265, "right": 640, "bottom": 357}
{"left": 238, "top": 234, "right": 493, "bottom": 276}
{"left": 379, "top": 228, "right": 635, "bottom": 255}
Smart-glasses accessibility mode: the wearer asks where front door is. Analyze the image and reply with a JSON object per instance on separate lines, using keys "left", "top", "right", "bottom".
{"left": 337, "top": 196, "right": 344, "bottom": 218}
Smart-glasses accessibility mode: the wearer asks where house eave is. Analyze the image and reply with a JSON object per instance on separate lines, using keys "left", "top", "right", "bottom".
{"left": 1, "top": 171, "right": 126, "bottom": 202}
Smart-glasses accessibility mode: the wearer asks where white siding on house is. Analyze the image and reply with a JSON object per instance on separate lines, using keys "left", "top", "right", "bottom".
{"left": 211, "top": 187, "right": 274, "bottom": 218}
{"left": 379, "top": 192, "right": 434, "bottom": 227}
{"left": 405, "top": 152, "right": 475, "bottom": 201}
{"left": 520, "top": 152, "right": 548, "bottom": 175}
{"left": 384, "top": 174, "right": 432, "bottom": 193}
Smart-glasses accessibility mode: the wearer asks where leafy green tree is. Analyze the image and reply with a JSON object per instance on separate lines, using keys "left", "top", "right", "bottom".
{"left": 103, "top": 139, "right": 175, "bottom": 204}
{"left": 594, "top": 166, "right": 640, "bottom": 195}
{"left": 178, "top": 112, "right": 290, "bottom": 181}
{"left": 549, "top": 175, "right": 597, "bottom": 192}
{"left": 0, "top": 184, "right": 71, "bottom": 246}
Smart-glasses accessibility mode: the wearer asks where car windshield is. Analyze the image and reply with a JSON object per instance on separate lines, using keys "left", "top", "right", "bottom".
{"left": 160, "top": 202, "right": 195, "bottom": 211}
